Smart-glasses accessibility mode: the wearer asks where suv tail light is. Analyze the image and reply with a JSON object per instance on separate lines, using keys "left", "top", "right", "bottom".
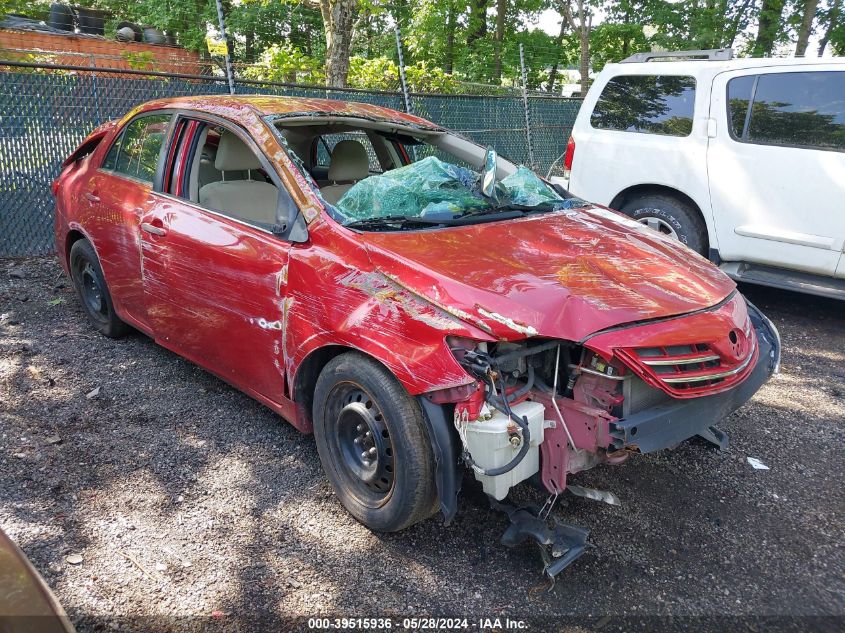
{"left": 563, "top": 136, "right": 576, "bottom": 178}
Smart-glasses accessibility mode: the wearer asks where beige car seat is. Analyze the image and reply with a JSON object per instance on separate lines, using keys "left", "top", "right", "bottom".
{"left": 321, "top": 140, "right": 370, "bottom": 205}
{"left": 198, "top": 131, "right": 278, "bottom": 225}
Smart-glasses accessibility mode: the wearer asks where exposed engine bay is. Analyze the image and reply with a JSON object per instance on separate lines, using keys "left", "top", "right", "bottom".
{"left": 449, "top": 337, "right": 676, "bottom": 499}
{"left": 439, "top": 336, "right": 733, "bottom": 578}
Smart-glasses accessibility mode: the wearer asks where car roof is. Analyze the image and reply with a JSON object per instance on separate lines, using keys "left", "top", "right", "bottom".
{"left": 134, "top": 94, "right": 442, "bottom": 131}
{"left": 602, "top": 56, "right": 845, "bottom": 75}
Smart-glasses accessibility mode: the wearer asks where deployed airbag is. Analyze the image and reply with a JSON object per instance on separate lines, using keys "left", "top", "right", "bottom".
{"left": 333, "top": 156, "right": 568, "bottom": 222}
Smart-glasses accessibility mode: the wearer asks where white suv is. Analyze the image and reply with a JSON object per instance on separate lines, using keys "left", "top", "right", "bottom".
{"left": 557, "top": 50, "right": 845, "bottom": 300}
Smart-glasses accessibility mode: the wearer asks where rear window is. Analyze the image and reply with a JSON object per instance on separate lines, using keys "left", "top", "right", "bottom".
{"left": 590, "top": 74, "right": 696, "bottom": 137}
{"left": 728, "top": 71, "right": 845, "bottom": 152}
{"left": 315, "top": 132, "right": 382, "bottom": 173}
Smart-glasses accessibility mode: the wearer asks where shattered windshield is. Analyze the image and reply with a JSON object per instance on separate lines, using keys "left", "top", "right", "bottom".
{"left": 332, "top": 156, "right": 581, "bottom": 229}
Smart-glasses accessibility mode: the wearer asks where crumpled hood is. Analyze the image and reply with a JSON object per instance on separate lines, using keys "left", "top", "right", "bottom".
{"left": 357, "top": 206, "right": 736, "bottom": 342}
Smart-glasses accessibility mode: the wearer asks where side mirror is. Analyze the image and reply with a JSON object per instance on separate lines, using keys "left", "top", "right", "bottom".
{"left": 481, "top": 147, "right": 498, "bottom": 199}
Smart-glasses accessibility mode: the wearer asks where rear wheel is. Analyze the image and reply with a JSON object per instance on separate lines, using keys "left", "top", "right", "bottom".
{"left": 620, "top": 194, "right": 708, "bottom": 256}
{"left": 69, "top": 239, "right": 128, "bottom": 338}
{"left": 313, "top": 352, "right": 437, "bottom": 532}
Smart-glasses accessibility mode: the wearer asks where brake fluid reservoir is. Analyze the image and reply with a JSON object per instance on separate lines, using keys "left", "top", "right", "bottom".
{"left": 464, "top": 400, "right": 546, "bottom": 500}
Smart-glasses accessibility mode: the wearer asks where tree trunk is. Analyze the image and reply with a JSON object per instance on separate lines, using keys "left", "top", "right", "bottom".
{"left": 818, "top": 0, "right": 842, "bottom": 55}
{"left": 752, "top": 0, "right": 786, "bottom": 57}
{"left": 445, "top": 2, "right": 456, "bottom": 74}
{"left": 561, "top": 0, "right": 591, "bottom": 96}
{"left": 494, "top": 0, "right": 506, "bottom": 80}
{"left": 579, "top": 26, "right": 589, "bottom": 95}
{"left": 547, "top": 18, "right": 568, "bottom": 93}
{"left": 467, "top": 0, "right": 488, "bottom": 46}
{"left": 320, "top": 0, "right": 358, "bottom": 87}
{"left": 245, "top": 30, "right": 255, "bottom": 62}
{"left": 726, "top": 0, "right": 754, "bottom": 48}
{"left": 795, "top": 0, "right": 819, "bottom": 56}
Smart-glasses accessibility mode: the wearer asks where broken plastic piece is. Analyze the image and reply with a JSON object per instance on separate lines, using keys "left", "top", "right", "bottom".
{"left": 747, "top": 456, "right": 770, "bottom": 470}
{"left": 698, "top": 425, "right": 728, "bottom": 451}
{"left": 490, "top": 498, "right": 591, "bottom": 579}
{"left": 567, "top": 484, "right": 621, "bottom": 506}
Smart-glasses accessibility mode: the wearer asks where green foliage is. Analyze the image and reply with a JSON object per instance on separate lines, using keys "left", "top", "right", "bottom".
{"left": 242, "top": 43, "right": 325, "bottom": 84}
{"left": 4, "top": 0, "right": 837, "bottom": 91}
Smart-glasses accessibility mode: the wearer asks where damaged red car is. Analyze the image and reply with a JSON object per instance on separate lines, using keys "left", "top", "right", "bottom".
{"left": 54, "top": 96, "right": 780, "bottom": 576}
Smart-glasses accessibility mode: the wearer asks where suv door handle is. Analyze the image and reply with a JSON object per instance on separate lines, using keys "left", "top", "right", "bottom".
{"left": 84, "top": 191, "right": 100, "bottom": 203}
{"left": 140, "top": 222, "right": 167, "bottom": 237}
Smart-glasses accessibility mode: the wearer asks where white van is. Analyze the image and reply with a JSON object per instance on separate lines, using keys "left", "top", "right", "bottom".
{"left": 557, "top": 50, "right": 845, "bottom": 300}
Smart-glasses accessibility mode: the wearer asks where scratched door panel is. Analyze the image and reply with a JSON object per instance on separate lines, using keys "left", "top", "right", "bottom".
{"left": 93, "top": 172, "right": 153, "bottom": 324}
{"left": 141, "top": 200, "right": 290, "bottom": 403}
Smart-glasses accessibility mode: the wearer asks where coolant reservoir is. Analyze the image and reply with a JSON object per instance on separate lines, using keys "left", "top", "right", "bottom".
{"left": 464, "top": 400, "right": 546, "bottom": 500}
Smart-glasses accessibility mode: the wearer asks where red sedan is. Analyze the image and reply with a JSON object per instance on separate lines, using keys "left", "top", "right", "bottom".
{"left": 54, "top": 96, "right": 780, "bottom": 574}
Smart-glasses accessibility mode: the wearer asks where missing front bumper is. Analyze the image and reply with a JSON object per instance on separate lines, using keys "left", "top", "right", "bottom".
{"left": 608, "top": 303, "right": 780, "bottom": 453}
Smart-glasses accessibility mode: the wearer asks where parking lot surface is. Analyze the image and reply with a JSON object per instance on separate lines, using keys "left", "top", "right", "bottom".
{"left": 1, "top": 256, "right": 843, "bottom": 631}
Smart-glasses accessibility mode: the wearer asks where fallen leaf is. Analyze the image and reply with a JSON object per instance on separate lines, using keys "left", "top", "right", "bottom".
{"left": 85, "top": 386, "right": 100, "bottom": 399}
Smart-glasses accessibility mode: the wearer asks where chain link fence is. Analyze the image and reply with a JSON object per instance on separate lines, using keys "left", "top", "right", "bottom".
{"left": 0, "top": 61, "right": 580, "bottom": 257}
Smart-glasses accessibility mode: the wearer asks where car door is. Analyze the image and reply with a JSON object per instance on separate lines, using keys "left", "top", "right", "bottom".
{"left": 707, "top": 66, "right": 845, "bottom": 276}
{"left": 139, "top": 115, "right": 294, "bottom": 405}
{"left": 86, "top": 112, "right": 173, "bottom": 325}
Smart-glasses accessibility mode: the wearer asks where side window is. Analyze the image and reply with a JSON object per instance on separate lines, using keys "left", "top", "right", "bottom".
{"left": 726, "top": 75, "right": 755, "bottom": 139}
{"left": 181, "top": 122, "right": 285, "bottom": 229}
{"left": 742, "top": 71, "right": 845, "bottom": 152}
{"left": 101, "top": 132, "right": 122, "bottom": 170}
{"left": 315, "top": 132, "right": 382, "bottom": 173}
{"left": 113, "top": 114, "right": 172, "bottom": 183}
{"left": 590, "top": 74, "right": 696, "bottom": 137}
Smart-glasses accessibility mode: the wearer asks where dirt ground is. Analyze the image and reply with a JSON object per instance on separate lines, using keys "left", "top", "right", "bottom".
{"left": 1, "top": 256, "right": 843, "bottom": 632}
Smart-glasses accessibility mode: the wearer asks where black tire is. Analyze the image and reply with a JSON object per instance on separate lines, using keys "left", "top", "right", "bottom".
{"left": 68, "top": 239, "right": 128, "bottom": 338}
{"left": 620, "top": 194, "right": 708, "bottom": 256}
{"left": 313, "top": 352, "right": 437, "bottom": 532}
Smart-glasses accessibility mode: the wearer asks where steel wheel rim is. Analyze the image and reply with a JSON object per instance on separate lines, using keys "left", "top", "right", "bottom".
{"left": 638, "top": 215, "right": 679, "bottom": 239}
{"left": 325, "top": 383, "right": 395, "bottom": 507}
{"left": 78, "top": 260, "right": 107, "bottom": 319}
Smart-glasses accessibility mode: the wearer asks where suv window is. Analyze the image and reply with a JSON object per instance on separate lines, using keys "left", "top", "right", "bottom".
{"left": 590, "top": 75, "right": 696, "bottom": 137}
{"left": 112, "top": 114, "right": 171, "bottom": 183}
{"left": 729, "top": 71, "right": 845, "bottom": 152}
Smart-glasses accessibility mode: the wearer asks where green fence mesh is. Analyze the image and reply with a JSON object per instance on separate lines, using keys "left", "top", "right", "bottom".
{"left": 0, "top": 68, "right": 580, "bottom": 256}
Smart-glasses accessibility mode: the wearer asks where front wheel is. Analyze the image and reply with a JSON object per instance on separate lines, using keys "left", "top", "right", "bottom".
{"left": 68, "top": 239, "right": 128, "bottom": 338}
{"left": 620, "top": 194, "right": 708, "bottom": 256}
{"left": 313, "top": 352, "right": 437, "bottom": 532}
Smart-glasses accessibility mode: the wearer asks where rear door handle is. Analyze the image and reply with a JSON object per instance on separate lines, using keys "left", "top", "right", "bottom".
{"left": 140, "top": 222, "right": 167, "bottom": 237}
{"left": 84, "top": 192, "right": 100, "bottom": 203}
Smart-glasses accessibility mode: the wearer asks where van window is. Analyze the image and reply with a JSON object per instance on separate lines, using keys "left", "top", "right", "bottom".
{"left": 740, "top": 71, "right": 845, "bottom": 152}
{"left": 590, "top": 75, "right": 696, "bottom": 137}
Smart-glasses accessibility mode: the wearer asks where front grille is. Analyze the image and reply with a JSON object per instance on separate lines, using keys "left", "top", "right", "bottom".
{"left": 617, "top": 334, "right": 758, "bottom": 398}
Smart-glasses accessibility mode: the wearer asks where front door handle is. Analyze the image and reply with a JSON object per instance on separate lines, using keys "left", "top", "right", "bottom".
{"left": 84, "top": 191, "right": 100, "bottom": 203}
{"left": 140, "top": 222, "right": 167, "bottom": 237}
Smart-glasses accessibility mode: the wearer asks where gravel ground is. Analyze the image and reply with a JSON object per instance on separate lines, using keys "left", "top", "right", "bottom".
{"left": 1, "top": 256, "right": 843, "bottom": 632}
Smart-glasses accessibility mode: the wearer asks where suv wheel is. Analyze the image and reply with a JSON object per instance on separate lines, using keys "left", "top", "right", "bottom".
{"left": 69, "top": 239, "right": 128, "bottom": 338}
{"left": 620, "top": 194, "right": 708, "bottom": 256}
{"left": 313, "top": 352, "right": 438, "bottom": 532}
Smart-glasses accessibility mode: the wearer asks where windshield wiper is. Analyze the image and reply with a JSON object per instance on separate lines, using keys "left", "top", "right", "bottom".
{"left": 343, "top": 215, "right": 448, "bottom": 230}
